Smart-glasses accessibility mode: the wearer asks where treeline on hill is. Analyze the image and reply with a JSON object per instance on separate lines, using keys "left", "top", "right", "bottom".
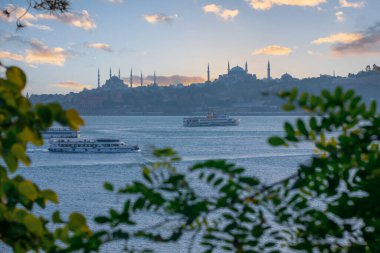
{"left": 30, "top": 71, "right": 380, "bottom": 115}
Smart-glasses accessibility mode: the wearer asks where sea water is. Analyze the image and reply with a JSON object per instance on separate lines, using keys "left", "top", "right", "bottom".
{"left": 1, "top": 116, "right": 313, "bottom": 252}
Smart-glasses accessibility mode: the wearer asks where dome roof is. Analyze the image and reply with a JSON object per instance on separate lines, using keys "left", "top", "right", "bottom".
{"left": 230, "top": 66, "right": 245, "bottom": 73}
{"left": 281, "top": 73, "right": 293, "bottom": 79}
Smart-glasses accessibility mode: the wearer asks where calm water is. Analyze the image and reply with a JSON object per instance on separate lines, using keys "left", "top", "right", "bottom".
{"left": 2, "top": 116, "right": 313, "bottom": 252}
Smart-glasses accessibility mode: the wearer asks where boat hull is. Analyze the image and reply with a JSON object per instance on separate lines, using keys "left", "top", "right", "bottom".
{"left": 41, "top": 128, "right": 80, "bottom": 139}
{"left": 48, "top": 147, "right": 140, "bottom": 153}
{"left": 42, "top": 133, "right": 80, "bottom": 139}
{"left": 183, "top": 119, "right": 240, "bottom": 127}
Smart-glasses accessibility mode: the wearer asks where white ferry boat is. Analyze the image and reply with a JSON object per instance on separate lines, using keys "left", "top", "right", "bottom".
{"left": 48, "top": 138, "right": 140, "bottom": 153}
{"left": 41, "top": 127, "right": 80, "bottom": 139}
{"left": 183, "top": 112, "right": 240, "bottom": 127}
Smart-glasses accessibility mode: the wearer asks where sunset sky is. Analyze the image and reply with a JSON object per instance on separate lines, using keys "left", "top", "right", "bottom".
{"left": 0, "top": 0, "right": 379, "bottom": 94}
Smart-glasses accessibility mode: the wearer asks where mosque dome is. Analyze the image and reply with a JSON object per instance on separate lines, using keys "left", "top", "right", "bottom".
{"left": 229, "top": 66, "right": 245, "bottom": 73}
{"left": 281, "top": 73, "right": 293, "bottom": 80}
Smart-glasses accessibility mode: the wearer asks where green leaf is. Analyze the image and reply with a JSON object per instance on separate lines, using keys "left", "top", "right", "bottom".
{"left": 4, "top": 153, "right": 18, "bottom": 172}
{"left": 284, "top": 122, "right": 295, "bottom": 136}
{"left": 103, "top": 182, "right": 114, "bottom": 192}
{"left": 6, "top": 66, "right": 26, "bottom": 89}
{"left": 36, "top": 105, "right": 53, "bottom": 125}
{"left": 52, "top": 211, "right": 64, "bottom": 223}
{"left": 239, "top": 177, "right": 260, "bottom": 186}
{"left": 153, "top": 148, "right": 177, "bottom": 158}
{"left": 343, "top": 90, "right": 355, "bottom": 100}
{"left": 368, "top": 100, "right": 377, "bottom": 117}
{"left": 282, "top": 103, "right": 296, "bottom": 111}
{"left": 11, "top": 144, "right": 30, "bottom": 166}
{"left": 289, "top": 88, "right": 298, "bottom": 101}
{"left": 18, "top": 181, "right": 38, "bottom": 201}
{"left": 41, "top": 189, "right": 59, "bottom": 204}
{"left": 297, "top": 119, "right": 308, "bottom": 137}
{"left": 143, "top": 167, "right": 152, "bottom": 184}
{"left": 309, "top": 117, "right": 318, "bottom": 131}
{"left": 299, "top": 92, "right": 309, "bottom": 104}
{"left": 334, "top": 87, "right": 343, "bottom": 101}
{"left": 23, "top": 214, "right": 43, "bottom": 237}
{"left": 94, "top": 216, "right": 110, "bottom": 224}
{"left": 69, "top": 212, "right": 87, "bottom": 230}
{"left": 206, "top": 173, "right": 215, "bottom": 183}
{"left": 65, "top": 109, "right": 84, "bottom": 130}
{"left": 268, "top": 137, "right": 286, "bottom": 146}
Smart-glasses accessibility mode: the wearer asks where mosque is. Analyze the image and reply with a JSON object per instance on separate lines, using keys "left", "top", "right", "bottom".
{"left": 210, "top": 61, "right": 271, "bottom": 84}
{"left": 97, "top": 68, "right": 157, "bottom": 89}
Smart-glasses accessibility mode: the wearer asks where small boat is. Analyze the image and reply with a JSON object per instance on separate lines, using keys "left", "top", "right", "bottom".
{"left": 183, "top": 112, "right": 240, "bottom": 127}
{"left": 48, "top": 138, "right": 140, "bottom": 153}
{"left": 41, "top": 127, "right": 80, "bottom": 139}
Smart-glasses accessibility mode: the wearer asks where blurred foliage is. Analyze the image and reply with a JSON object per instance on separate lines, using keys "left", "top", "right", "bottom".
{"left": 0, "top": 65, "right": 99, "bottom": 252}
{"left": 94, "top": 87, "right": 379, "bottom": 252}
{"left": 0, "top": 65, "right": 379, "bottom": 253}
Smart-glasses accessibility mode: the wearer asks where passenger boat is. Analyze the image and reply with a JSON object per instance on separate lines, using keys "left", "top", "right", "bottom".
{"left": 41, "top": 127, "right": 80, "bottom": 139}
{"left": 48, "top": 138, "right": 140, "bottom": 153}
{"left": 183, "top": 112, "right": 240, "bottom": 127}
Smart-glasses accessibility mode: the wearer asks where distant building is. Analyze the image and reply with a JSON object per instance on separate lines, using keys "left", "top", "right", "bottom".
{"left": 99, "top": 68, "right": 128, "bottom": 89}
{"left": 206, "top": 63, "right": 211, "bottom": 83}
{"left": 280, "top": 73, "right": 294, "bottom": 82}
{"left": 214, "top": 61, "right": 257, "bottom": 84}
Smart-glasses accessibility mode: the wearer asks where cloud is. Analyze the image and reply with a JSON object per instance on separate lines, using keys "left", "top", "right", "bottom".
{"left": 203, "top": 4, "right": 239, "bottom": 21}
{"left": 86, "top": 43, "right": 112, "bottom": 52}
{"left": 252, "top": 45, "right": 292, "bottom": 55}
{"left": 0, "top": 51, "right": 24, "bottom": 61}
{"left": 37, "top": 10, "right": 96, "bottom": 30}
{"left": 245, "top": 0, "right": 326, "bottom": 10}
{"left": 52, "top": 81, "right": 91, "bottom": 90}
{"left": 0, "top": 4, "right": 95, "bottom": 30}
{"left": 331, "top": 22, "right": 380, "bottom": 56}
{"left": 143, "top": 13, "right": 178, "bottom": 24}
{"left": 335, "top": 11, "right": 344, "bottom": 22}
{"left": 339, "top": 0, "right": 364, "bottom": 8}
{"left": 0, "top": 4, "right": 52, "bottom": 30}
{"left": 0, "top": 36, "right": 72, "bottom": 66}
{"left": 24, "top": 39, "right": 71, "bottom": 66}
{"left": 311, "top": 32, "right": 363, "bottom": 44}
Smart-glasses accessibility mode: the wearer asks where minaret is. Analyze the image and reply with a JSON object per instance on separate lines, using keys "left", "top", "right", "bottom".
{"left": 98, "top": 68, "right": 100, "bottom": 88}
{"left": 109, "top": 68, "right": 112, "bottom": 79}
{"left": 118, "top": 69, "right": 120, "bottom": 79}
{"left": 140, "top": 72, "right": 143, "bottom": 87}
{"left": 153, "top": 72, "right": 157, "bottom": 85}
{"left": 245, "top": 61, "right": 248, "bottom": 73}
{"left": 207, "top": 63, "right": 210, "bottom": 83}
{"left": 267, "top": 61, "right": 271, "bottom": 81}
{"left": 130, "top": 68, "right": 133, "bottom": 88}
{"left": 228, "top": 61, "right": 230, "bottom": 75}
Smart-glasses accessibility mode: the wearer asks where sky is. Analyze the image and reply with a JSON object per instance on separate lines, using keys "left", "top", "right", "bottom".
{"left": 0, "top": 0, "right": 379, "bottom": 94}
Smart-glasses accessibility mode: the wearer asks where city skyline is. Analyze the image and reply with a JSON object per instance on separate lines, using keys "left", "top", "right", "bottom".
{"left": 0, "top": 0, "right": 379, "bottom": 94}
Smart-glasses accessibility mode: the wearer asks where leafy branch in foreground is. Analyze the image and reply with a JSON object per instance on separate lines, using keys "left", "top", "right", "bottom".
{"left": 0, "top": 65, "right": 101, "bottom": 252}
{"left": 1, "top": 0, "right": 70, "bottom": 29}
{"left": 95, "top": 87, "right": 379, "bottom": 252}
